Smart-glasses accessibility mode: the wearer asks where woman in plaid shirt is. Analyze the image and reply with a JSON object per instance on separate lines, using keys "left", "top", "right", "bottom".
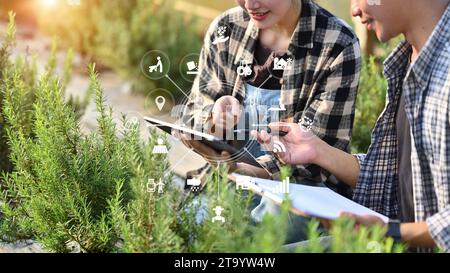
{"left": 253, "top": 0, "right": 450, "bottom": 252}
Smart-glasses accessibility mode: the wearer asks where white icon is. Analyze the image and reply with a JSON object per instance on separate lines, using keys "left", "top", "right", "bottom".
{"left": 188, "top": 177, "right": 201, "bottom": 193}
{"left": 273, "top": 57, "right": 293, "bottom": 71}
{"left": 299, "top": 116, "right": 313, "bottom": 132}
{"left": 236, "top": 176, "right": 256, "bottom": 191}
{"left": 155, "top": 96, "right": 166, "bottom": 111}
{"left": 187, "top": 178, "right": 201, "bottom": 186}
{"left": 367, "top": 0, "right": 381, "bottom": 6}
{"left": 367, "top": 241, "right": 382, "bottom": 253}
{"left": 268, "top": 98, "right": 286, "bottom": 111}
{"left": 237, "top": 60, "right": 252, "bottom": 77}
{"left": 147, "top": 178, "right": 165, "bottom": 193}
{"left": 212, "top": 26, "right": 229, "bottom": 45}
{"left": 149, "top": 56, "right": 163, "bottom": 73}
{"left": 273, "top": 140, "right": 286, "bottom": 153}
{"left": 186, "top": 61, "right": 199, "bottom": 75}
{"left": 125, "top": 117, "right": 139, "bottom": 128}
{"left": 273, "top": 177, "right": 290, "bottom": 194}
{"left": 152, "top": 138, "right": 168, "bottom": 154}
{"left": 212, "top": 206, "right": 225, "bottom": 223}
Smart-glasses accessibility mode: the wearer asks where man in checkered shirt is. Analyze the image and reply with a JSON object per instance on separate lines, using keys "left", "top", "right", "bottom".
{"left": 253, "top": 0, "right": 450, "bottom": 252}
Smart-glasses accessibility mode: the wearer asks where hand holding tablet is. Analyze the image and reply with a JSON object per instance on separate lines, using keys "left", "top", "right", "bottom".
{"left": 143, "top": 116, "right": 263, "bottom": 168}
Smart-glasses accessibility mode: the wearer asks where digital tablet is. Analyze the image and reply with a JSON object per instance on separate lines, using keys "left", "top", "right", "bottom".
{"left": 143, "top": 116, "right": 263, "bottom": 168}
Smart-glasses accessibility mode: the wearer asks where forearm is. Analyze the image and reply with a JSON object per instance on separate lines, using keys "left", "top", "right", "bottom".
{"left": 314, "top": 139, "right": 360, "bottom": 188}
{"left": 400, "top": 222, "right": 436, "bottom": 249}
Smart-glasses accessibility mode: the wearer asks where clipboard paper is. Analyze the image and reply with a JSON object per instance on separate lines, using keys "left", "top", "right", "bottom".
{"left": 230, "top": 173, "right": 389, "bottom": 223}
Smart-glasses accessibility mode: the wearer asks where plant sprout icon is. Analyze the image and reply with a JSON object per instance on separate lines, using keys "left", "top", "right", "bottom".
{"left": 212, "top": 26, "right": 230, "bottom": 45}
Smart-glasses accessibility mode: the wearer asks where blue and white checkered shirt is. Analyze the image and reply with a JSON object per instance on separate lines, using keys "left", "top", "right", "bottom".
{"left": 353, "top": 4, "right": 450, "bottom": 252}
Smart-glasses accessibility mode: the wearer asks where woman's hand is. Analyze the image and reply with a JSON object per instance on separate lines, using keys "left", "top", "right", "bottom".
{"left": 251, "top": 122, "right": 322, "bottom": 165}
{"left": 173, "top": 129, "right": 237, "bottom": 171}
{"left": 211, "top": 96, "right": 241, "bottom": 131}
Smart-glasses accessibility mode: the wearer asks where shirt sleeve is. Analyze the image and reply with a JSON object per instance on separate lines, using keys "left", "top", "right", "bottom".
{"left": 425, "top": 116, "right": 450, "bottom": 252}
{"left": 258, "top": 39, "right": 362, "bottom": 182}
{"left": 354, "top": 153, "right": 367, "bottom": 167}
{"left": 427, "top": 207, "right": 450, "bottom": 252}
{"left": 183, "top": 18, "right": 229, "bottom": 128}
{"left": 423, "top": 98, "right": 450, "bottom": 252}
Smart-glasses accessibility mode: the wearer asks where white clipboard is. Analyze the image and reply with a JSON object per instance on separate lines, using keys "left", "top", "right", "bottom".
{"left": 229, "top": 173, "right": 389, "bottom": 223}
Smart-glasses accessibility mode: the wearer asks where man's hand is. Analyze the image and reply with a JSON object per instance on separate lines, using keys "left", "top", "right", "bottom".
{"left": 339, "top": 212, "right": 386, "bottom": 228}
{"left": 251, "top": 122, "right": 321, "bottom": 165}
{"left": 320, "top": 212, "right": 386, "bottom": 230}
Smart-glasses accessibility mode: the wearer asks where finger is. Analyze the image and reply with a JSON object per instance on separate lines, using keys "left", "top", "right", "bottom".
{"left": 251, "top": 130, "right": 267, "bottom": 144}
{"left": 220, "top": 96, "right": 241, "bottom": 117}
{"left": 260, "top": 130, "right": 272, "bottom": 144}
{"left": 215, "top": 113, "right": 238, "bottom": 129}
{"left": 219, "top": 151, "right": 237, "bottom": 172}
{"left": 172, "top": 129, "right": 181, "bottom": 140}
{"left": 224, "top": 112, "right": 238, "bottom": 127}
{"left": 178, "top": 132, "right": 194, "bottom": 141}
{"left": 260, "top": 130, "right": 276, "bottom": 152}
{"left": 221, "top": 151, "right": 231, "bottom": 159}
{"left": 250, "top": 130, "right": 259, "bottom": 139}
{"left": 320, "top": 218, "right": 332, "bottom": 230}
{"left": 340, "top": 212, "right": 370, "bottom": 226}
{"left": 211, "top": 111, "right": 221, "bottom": 126}
{"left": 339, "top": 211, "right": 357, "bottom": 219}
{"left": 268, "top": 122, "right": 293, "bottom": 133}
{"left": 230, "top": 101, "right": 241, "bottom": 116}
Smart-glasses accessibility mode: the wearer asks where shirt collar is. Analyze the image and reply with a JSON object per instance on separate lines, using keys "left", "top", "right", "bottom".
{"left": 409, "top": 3, "right": 450, "bottom": 87}
{"left": 234, "top": 0, "right": 316, "bottom": 66}
{"left": 290, "top": 0, "right": 316, "bottom": 51}
{"left": 383, "top": 41, "right": 412, "bottom": 82}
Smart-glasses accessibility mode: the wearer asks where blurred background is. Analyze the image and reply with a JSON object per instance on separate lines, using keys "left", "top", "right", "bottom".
{"left": 0, "top": 0, "right": 397, "bottom": 154}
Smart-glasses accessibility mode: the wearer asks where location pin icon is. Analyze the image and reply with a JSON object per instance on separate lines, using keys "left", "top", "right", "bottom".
{"left": 155, "top": 96, "right": 166, "bottom": 111}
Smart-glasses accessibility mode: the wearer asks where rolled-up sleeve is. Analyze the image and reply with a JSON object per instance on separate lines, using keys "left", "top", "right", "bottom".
{"left": 354, "top": 153, "right": 366, "bottom": 168}
{"left": 426, "top": 207, "right": 450, "bottom": 252}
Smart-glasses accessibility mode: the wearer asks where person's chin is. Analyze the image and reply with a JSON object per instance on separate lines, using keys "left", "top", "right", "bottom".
{"left": 376, "top": 29, "right": 395, "bottom": 43}
{"left": 252, "top": 20, "right": 271, "bottom": 30}
{"left": 372, "top": 23, "right": 398, "bottom": 43}
{"left": 251, "top": 16, "right": 276, "bottom": 30}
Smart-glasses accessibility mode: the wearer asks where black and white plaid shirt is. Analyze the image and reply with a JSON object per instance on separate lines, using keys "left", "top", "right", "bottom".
{"left": 189, "top": 0, "right": 361, "bottom": 183}
{"left": 354, "top": 4, "right": 450, "bottom": 252}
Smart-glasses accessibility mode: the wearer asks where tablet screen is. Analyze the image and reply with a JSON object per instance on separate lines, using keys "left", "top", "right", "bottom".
{"left": 143, "top": 116, "right": 263, "bottom": 168}
{"left": 144, "top": 116, "right": 219, "bottom": 141}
